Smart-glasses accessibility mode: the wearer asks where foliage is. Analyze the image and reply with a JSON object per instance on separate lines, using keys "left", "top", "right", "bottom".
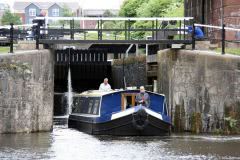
{"left": 163, "top": 1, "right": 184, "bottom": 17}
{"left": 103, "top": 10, "right": 115, "bottom": 17}
{"left": 215, "top": 48, "right": 240, "bottom": 56}
{"left": 58, "top": 5, "right": 74, "bottom": 26}
{"left": 1, "top": 10, "right": 22, "bottom": 25}
{"left": 190, "top": 112, "right": 202, "bottom": 134}
{"left": 113, "top": 55, "right": 146, "bottom": 65}
{"left": 136, "top": 0, "right": 172, "bottom": 17}
{"left": 131, "top": 21, "right": 152, "bottom": 39}
{"left": 103, "top": 21, "right": 125, "bottom": 35}
{"left": 0, "top": 47, "right": 9, "bottom": 54}
{"left": 174, "top": 104, "right": 185, "bottom": 132}
{"left": 118, "top": 0, "right": 184, "bottom": 39}
{"left": 224, "top": 102, "right": 240, "bottom": 134}
{"left": 224, "top": 117, "right": 237, "bottom": 129}
{"left": 119, "top": 0, "right": 147, "bottom": 17}
{"left": 62, "top": 5, "right": 74, "bottom": 17}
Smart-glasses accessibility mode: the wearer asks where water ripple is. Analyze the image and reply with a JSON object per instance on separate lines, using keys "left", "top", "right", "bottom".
{"left": 0, "top": 125, "right": 240, "bottom": 160}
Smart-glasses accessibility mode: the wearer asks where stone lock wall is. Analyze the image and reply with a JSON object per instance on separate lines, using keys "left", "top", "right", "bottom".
{"left": 0, "top": 50, "right": 54, "bottom": 133}
{"left": 158, "top": 49, "right": 240, "bottom": 133}
{"left": 112, "top": 55, "right": 147, "bottom": 89}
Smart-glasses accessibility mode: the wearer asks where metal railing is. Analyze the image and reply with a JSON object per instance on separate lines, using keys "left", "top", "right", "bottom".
{"left": 0, "top": 23, "right": 36, "bottom": 53}
{"left": 34, "top": 16, "right": 194, "bottom": 46}
{"left": 1, "top": 17, "right": 196, "bottom": 53}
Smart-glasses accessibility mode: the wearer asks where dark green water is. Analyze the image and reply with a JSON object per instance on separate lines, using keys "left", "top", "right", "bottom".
{"left": 0, "top": 125, "right": 240, "bottom": 160}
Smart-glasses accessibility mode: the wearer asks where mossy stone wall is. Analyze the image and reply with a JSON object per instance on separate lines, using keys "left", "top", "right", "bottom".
{"left": 158, "top": 49, "right": 240, "bottom": 134}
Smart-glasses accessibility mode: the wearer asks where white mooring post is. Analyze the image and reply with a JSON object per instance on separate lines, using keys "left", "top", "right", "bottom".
{"left": 153, "top": 80, "right": 158, "bottom": 93}
{"left": 136, "top": 44, "right": 139, "bottom": 56}
{"left": 145, "top": 44, "right": 149, "bottom": 56}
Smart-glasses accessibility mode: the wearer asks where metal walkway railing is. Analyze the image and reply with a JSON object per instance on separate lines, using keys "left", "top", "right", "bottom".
{"left": 0, "top": 17, "right": 194, "bottom": 53}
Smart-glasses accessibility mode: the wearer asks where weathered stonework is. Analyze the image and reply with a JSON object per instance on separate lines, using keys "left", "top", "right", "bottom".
{"left": 0, "top": 50, "right": 54, "bottom": 133}
{"left": 158, "top": 49, "right": 240, "bottom": 133}
{"left": 112, "top": 55, "right": 147, "bottom": 89}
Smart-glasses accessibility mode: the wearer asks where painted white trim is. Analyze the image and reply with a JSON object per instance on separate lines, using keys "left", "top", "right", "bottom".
{"left": 71, "top": 113, "right": 100, "bottom": 118}
{"left": 195, "top": 24, "right": 222, "bottom": 29}
{"left": 111, "top": 108, "right": 135, "bottom": 120}
{"left": 0, "top": 23, "right": 37, "bottom": 29}
{"left": 145, "top": 108, "right": 163, "bottom": 120}
{"left": 98, "top": 96, "right": 102, "bottom": 116}
{"left": 225, "top": 27, "right": 240, "bottom": 32}
{"left": 195, "top": 23, "right": 240, "bottom": 32}
{"left": 111, "top": 107, "right": 163, "bottom": 121}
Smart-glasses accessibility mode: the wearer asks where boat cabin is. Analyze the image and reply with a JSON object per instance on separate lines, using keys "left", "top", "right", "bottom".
{"left": 71, "top": 90, "right": 168, "bottom": 117}
{"left": 69, "top": 90, "right": 171, "bottom": 136}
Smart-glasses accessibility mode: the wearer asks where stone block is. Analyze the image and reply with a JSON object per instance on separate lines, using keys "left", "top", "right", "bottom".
{"left": 0, "top": 50, "right": 54, "bottom": 133}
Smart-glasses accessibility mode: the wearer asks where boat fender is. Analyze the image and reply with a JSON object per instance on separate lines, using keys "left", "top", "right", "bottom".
{"left": 132, "top": 109, "right": 149, "bottom": 130}
{"left": 132, "top": 118, "right": 149, "bottom": 130}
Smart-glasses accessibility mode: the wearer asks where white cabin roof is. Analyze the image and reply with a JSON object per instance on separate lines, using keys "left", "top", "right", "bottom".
{"left": 74, "top": 89, "right": 165, "bottom": 97}
{"left": 76, "top": 90, "right": 119, "bottom": 97}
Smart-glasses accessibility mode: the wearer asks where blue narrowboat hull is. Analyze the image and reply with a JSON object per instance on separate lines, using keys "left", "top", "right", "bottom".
{"left": 68, "top": 106, "right": 171, "bottom": 136}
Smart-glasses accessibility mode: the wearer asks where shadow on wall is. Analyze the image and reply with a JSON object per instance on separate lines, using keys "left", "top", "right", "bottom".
{"left": 111, "top": 55, "right": 147, "bottom": 89}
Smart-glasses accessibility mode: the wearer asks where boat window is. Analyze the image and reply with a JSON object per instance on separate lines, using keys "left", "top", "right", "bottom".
{"left": 72, "top": 97, "right": 100, "bottom": 115}
{"left": 78, "top": 100, "right": 84, "bottom": 113}
{"left": 92, "top": 99, "right": 100, "bottom": 115}
{"left": 121, "top": 93, "right": 136, "bottom": 110}
{"left": 81, "top": 99, "right": 89, "bottom": 113}
{"left": 72, "top": 97, "right": 78, "bottom": 113}
{"left": 88, "top": 99, "right": 94, "bottom": 114}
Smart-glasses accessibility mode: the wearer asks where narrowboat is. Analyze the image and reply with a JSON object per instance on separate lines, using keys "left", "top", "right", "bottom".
{"left": 68, "top": 90, "right": 171, "bottom": 136}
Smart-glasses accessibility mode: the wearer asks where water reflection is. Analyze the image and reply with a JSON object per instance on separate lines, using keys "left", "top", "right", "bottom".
{"left": 0, "top": 131, "right": 53, "bottom": 159}
{"left": 0, "top": 124, "right": 240, "bottom": 160}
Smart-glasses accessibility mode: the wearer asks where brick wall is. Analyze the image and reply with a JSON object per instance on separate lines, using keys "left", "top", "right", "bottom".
{"left": 185, "top": 0, "right": 240, "bottom": 41}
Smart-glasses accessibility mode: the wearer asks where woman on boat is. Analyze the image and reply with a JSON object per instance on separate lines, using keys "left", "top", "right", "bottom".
{"left": 135, "top": 86, "right": 150, "bottom": 107}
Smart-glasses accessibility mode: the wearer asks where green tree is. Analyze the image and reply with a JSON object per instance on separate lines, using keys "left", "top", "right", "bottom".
{"left": 131, "top": 21, "right": 152, "bottom": 39}
{"left": 62, "top": 5, "right": 74, "bottom": 17}
{"left": 57, "top": 5, "right": 74, "bottom": 27}
{"left": 119, "top": 0, "right": 147, "bottom": 17}
{"left": 1, "top": 10, "right": 22, "bottom": 25}
{"left": 163, "top": 0, "right": 184, "bottom": 17}
{"left": 117, "top": 0, "right": 184, "bottom": 39}
{"left": 103, "top": 21, "right": 124, "bottom": 36}
{"left": 136, "top": 0, "right": 172, "bottom": 17}
{"left": 103, "top": 10, "right": 115, "bottom": 17}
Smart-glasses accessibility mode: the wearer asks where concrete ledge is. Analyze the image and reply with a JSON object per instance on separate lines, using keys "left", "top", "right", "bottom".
{"left": 16, "top": 41, "right": 44, "bottom": 50}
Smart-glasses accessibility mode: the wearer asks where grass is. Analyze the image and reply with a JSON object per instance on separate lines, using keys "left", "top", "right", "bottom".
{"left": 65, "top": 31, "right": 128, "bottom": 40}
{"left": 215, "top": 48, "right": 240, "bottom": 56}
{"left": 0, "top": 46, "right": 9, "bottom": 54}
{"left": 75, "top": 32, "right": 125, "bottom": 40}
